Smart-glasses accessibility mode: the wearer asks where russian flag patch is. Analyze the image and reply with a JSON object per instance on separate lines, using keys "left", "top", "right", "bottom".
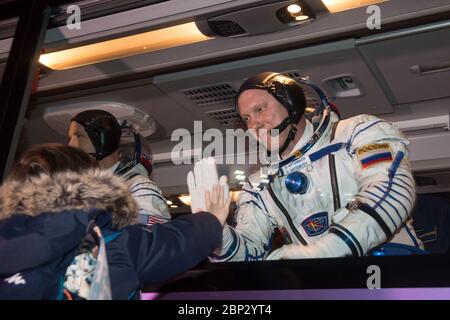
{"left": 356, "top": 143, "right": 393, "bottom": 169}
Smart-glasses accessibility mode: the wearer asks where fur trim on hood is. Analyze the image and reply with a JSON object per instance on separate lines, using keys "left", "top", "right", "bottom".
{"left": 0, "top": 169, "right": 138, "bottom": 229}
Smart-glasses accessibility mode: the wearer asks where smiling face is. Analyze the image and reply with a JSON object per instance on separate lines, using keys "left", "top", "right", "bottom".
{"left": 237, "top": 89, "right": 291, "bottom": 151}
{"left": 67, "top": 121, "right": 96, "bottom": 155}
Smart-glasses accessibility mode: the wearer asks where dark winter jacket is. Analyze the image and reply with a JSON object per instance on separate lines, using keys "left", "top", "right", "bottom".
{"left": 0, "top": 169, "right": 222, "bottom": 299}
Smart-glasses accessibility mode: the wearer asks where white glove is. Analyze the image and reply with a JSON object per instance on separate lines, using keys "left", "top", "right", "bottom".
{"left": 187, "top": 157, "right": 229, "bottom": 213}
{"left": 266, "top": 244, "right": 309, "bottom": 260}
{"left": 266, "top": 233, "right": 353, "bottom": 260}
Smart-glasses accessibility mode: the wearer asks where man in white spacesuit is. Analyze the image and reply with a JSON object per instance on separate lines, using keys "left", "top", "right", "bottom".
{"left": 68, "top": 110, "right": 171, "bottom": 226}
{"left": 194, "top": 72, "right": 424, "bottom": 261}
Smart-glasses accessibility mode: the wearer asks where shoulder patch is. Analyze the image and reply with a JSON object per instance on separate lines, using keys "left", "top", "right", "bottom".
{"left": 356, "top": 143, "right": 393, "bottom": 169}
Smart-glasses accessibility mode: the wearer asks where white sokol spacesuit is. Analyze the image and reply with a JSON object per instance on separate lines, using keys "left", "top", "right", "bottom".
{"left": 210, "top": 73, "right": 423, "bottom": 261}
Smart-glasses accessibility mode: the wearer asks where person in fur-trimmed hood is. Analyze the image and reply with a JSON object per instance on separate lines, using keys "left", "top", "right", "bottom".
{"left": 0, "top": 144, "right": 228, "bottom": 300}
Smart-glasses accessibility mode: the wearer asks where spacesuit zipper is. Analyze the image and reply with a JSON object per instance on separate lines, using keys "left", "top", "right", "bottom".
{"left": 267, "top": 184, "right": 308, "bottom": 246}
{"left": 329, "top": 122, "right": 341, "bottom": 211}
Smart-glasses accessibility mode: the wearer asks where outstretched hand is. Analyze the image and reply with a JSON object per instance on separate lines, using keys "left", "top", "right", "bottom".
{"left": 205, "top": 177, "right": 231, "bottom": 226}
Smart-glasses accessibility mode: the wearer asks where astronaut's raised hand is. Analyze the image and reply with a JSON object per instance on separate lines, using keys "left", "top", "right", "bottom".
{"left": 205, "top": 180, "right": 231, "bottom": 226}
{"left": 187, "top": 157, "right": 228, "bottom": 214}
